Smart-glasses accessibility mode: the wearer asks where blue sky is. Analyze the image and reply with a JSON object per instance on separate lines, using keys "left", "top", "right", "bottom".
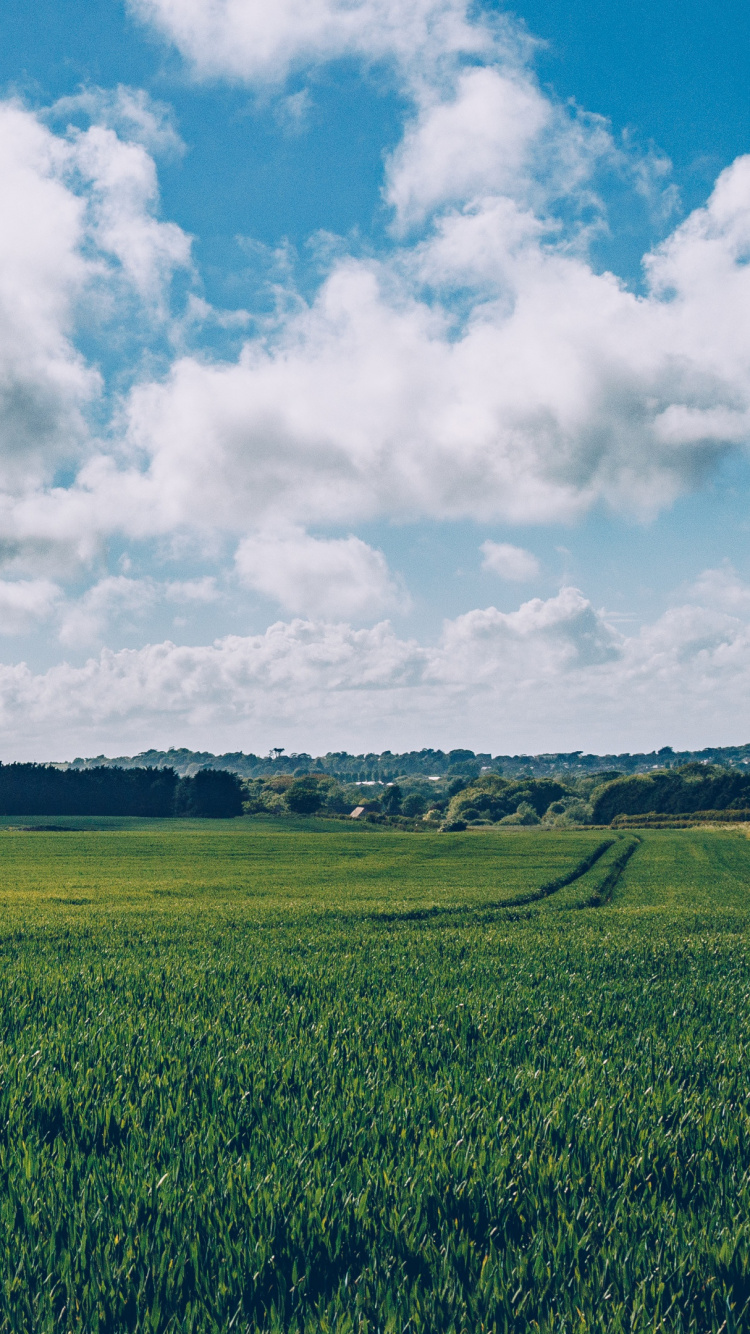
{"left": 0, "top": 0, "right": 748, "bottom": 758}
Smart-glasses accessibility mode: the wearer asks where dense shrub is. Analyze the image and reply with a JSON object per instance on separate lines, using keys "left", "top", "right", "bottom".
{"left": 402, "top": 792, "right": 428, "bottom": 816}
{"left": 285, "top": 780, "right": 324, "bottom": 814}
{"left": 446, "top": 775, "right": 568, "bottom": 825}
{"left": 499, "top": 801, "right": 540, "bottom": 826}
{"left": 591, "top": 764, "right": 750, "bottom": 823}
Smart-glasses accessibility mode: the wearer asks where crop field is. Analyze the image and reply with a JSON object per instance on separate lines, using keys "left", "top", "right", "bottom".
{"left": 1, "top": 820, "right": 750, "bottom": 1332}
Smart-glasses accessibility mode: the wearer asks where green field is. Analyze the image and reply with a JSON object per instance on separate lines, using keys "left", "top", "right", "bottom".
{"left": 2, "top": 820, "right": 750, "bottom": 1332}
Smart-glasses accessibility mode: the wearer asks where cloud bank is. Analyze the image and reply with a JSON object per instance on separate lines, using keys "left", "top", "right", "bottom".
{"left": 2, "top": 573, "right": 750, "bottom": 758}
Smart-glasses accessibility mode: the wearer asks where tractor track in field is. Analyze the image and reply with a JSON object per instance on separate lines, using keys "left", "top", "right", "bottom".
{"left": 369, "top": 836, "right": 629, "bottom": 925}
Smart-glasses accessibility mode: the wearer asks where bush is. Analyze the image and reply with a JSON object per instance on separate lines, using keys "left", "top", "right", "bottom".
{"left": 401, "top": 792, "right": 428, "bottom": 816}
{"left": 446, "top": 777, "right": 568, "bottom": 825}
{"left": 543, "top": 798, "right": 593, "bottom": 827}
{"left": 285, "top": 780, "right": 324, "bottom": 815}
{"left": 499, "top": 802, "right": 540, "bottom": 826}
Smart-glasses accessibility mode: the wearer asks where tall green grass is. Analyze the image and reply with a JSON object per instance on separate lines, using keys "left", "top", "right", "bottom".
{"left": 0, "top": 822, "right": 749, "bottom": 1331}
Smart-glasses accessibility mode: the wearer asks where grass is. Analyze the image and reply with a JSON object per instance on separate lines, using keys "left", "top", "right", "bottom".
{"left": 0, "top": 818, "right": 607, "bottom": 924}
{"left": 612, "top": 826, "right": 750, "bottom": 912}
{"left": 1, "top": 820, "right": 750, "bottom": 1332}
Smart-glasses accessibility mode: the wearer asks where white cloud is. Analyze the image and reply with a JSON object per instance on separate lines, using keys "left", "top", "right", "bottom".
{"left": 0, "top": 0, "right": 693, "bottom": 584}
{"left": 0, "top": 98, "right": 193, "bottom": 577}
{"left": 481, "top": 541, "right": 540, "bottom": 581}
{"left": 274, "top": 90, "right": 313, "bottom": 135}
{"left": 0, "top": 103, "right": 98, "bottom": 490}
{"left": 385, "top": 65, "right": 552, "bottom": 229}
{"left": 57, "top": 573, "right": 225, "bottom": 646}
{"left": 235, "top": 527, "right": 408, "bottom": 619}
{"left": 165, "top": 576, "right": 220, "bottom": 604}
{"left": 50, "top": 86, "right": 185, "bottom": 157}
{"left": 58, "top": 575, "right": 159, "bottom": 646}
{"left": 70, "top": 124, "right": 192, "bottom": 304}
{"left": 688, "top": 564, "right": 750, "bottom": 615}
{"left": 0, "top": 580, "right": 61, "bottom": 635}
{"left": 57, "top": 574, "right": 223, "bottom": 645}
{"left": 1, "top": 575, "right": 750, "bottom": 757}
{"left": 107, "top": 155, "right": 750, "bottom": 539}
{"left": 434, "top": 587, "right": 621, "bottom": 683}
{"left": 0, "top": 40, "right": 747, "bottom": 575}
{"left": 127, "top": 0, "right": 491, "bottom": 86}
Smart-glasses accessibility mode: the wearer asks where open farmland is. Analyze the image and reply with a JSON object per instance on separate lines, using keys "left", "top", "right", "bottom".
{"left": 1, "top": 821, "right": 750, "bottom": 1332}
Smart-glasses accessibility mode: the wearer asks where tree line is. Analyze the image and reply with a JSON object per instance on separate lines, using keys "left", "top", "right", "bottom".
{"left": 61, "top": 742, "right": 750, "bottom": 782}
{"left": 0, "top": 765, "right": 244, "bottom": 818}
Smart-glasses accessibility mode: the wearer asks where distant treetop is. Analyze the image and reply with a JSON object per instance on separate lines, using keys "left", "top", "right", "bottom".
{"left": 53, "top": 743, "right": 750, "bottom": 782}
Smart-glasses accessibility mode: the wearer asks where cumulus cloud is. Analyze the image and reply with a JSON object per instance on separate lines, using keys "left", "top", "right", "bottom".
{"left": 0, "top": 579, "right": 61, "bottom": 635}
{"left": 0, "top": 17, "right": 748, "bottom": 569}
{"left": 0, "top": 103, "right": 98, "bottom": 489}
{"left": 57, "top": 573, "right": 222, "bottom": 646}
{"left": 386, "top": 66, "right": 548, "bottom": 227}
{"left": 435, "top": 587, "right": 621, "bottom": 683}
{"left": 481, "top": 541, "right": 540, "bottom": 582}
{"left": 687, "top": 564, "right": 750, "bottom": 615}
{"left": 106, "top": 155, "right": 750, "bottom": 538}
{"left": 58, "top": 576, "right": 159, "bottom": 646}
{"left": 127, "top": 0, "right": 491, "bottom": 86}
{"left": 0, "top": 0, "right": 698, "bottom": 569}
{"left": 382, "top": 64, "right": 613, "bottom": 231}
{"left": 165, "top": 576, "right": 220, "bottom": 604}
{"left": 71, "top": 124, "right": 192, "bottom": 304}
{"left": 50, "top": 86, "right": 184, "bottom": 157}
{"left": 0, "top": 97, "right": 192, "bottom": 576}
{"left": 0, "top": 576, "right": 749, "bottom": 757}
{"left": 235, "top": 528, "right": 408, "bottom": 619}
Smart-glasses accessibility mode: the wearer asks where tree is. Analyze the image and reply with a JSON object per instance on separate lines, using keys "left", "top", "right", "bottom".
{"left": 381, "top": 784, "right": 402, "bottom": 815}
{"left": 285, "top": 779, "right": 322, "bottom": 814}
{"left": 175, "top": 769, "right": 244, "bottom": 817}
{"left": 402, "top": 792, "right": 428, "bottom": 817}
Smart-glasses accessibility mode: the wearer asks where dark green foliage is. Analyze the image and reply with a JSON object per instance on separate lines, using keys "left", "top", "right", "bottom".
{"left": 285, "top": 779, "right": 324, "bottom": 814}
{"left": 0, "top": 763, "right": 246, "bottom": 819}
{"left": 380, "top": 783, "right": 402, "bottom": 815}
{"left": 401, "top": 791, "right": 428, "bottom": 816}
{"left": 591, "top": 763, "right": 750, "bottom": 823}
{"left": 0, "top": 763, "right": 177, "bottom": 816}
{"left": 174, "top": 769, "right": 244, "bottom": 818}
{"left": 64, "top": 741, "right": 750, "bottom": 782}
{"left": 613, "top": 809, "right": 750, "bottom": 827}
{"left": 448, "top": 775, "right": 568, "bottom": 824}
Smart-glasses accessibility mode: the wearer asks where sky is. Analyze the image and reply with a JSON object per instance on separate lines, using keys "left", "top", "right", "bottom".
{"left": 0, "top": 0, "right": 749, "bottom": 759}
